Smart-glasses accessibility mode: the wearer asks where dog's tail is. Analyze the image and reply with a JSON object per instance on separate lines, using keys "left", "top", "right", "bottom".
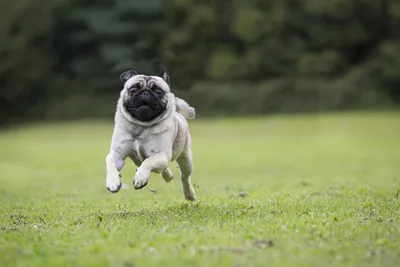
{"left": 175, "top": 97, "right": 196, "bottom": 120}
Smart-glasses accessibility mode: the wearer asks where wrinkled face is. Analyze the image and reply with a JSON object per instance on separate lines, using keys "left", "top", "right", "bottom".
{"left": 120, "top": 69, "right": 171, "bottom": 122}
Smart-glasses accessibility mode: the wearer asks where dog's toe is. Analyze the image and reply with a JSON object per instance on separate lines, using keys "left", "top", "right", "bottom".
{"left": 161, "top": 168, "right": 174, "bottom": 183}
{"left": 183, "top": 186, "right": 196, "bottom": 201}
{"left": 107, "top": 182, "right": 122, "bottom": 193}
{"left": 106, "top": 174, "right": 122, "bottom": 193}
{"left": 133, "top": 168, "right": 150, "bottom": 190}
{"left": 184, "top": 192, "right": 196, "bottom": 202}
{"left": 133, "top": 179, "right": 148, "bottom": 190}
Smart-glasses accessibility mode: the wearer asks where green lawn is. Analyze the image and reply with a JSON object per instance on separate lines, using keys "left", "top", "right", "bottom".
{"left": 0, "top": 111, "right": 399, "bottom": 267}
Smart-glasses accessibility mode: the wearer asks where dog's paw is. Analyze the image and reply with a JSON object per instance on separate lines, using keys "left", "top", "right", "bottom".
{"left": 161, "top": 168, "right": 174, "bottom": 183}
{"left": 106, "top": 173, "right": 122, "bottom": 193}
{"left": 133, "top": 179, "right": 148, "bottom": 190}
{"left": 133, "top": 168, "right": 150, "bottom": 190}
{"left": 183, "top": 185, "right": 196, "bottom": 202}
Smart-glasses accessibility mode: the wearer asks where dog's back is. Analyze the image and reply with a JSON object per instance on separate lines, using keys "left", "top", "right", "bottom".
{"left": 175, "top": 97, "right": 195, "bottom": 120}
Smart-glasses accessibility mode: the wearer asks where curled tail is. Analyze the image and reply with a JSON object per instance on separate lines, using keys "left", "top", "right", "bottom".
{"left": 175, "top": 97, "right": 196, "bottom": 120}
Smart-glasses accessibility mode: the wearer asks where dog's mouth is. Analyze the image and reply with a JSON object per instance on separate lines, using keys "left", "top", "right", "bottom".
{"left": 135, "top": 105, "right": 153, "bottom": 120}
{"left": 123, "top": 93, "right": 167, "bottom": 122}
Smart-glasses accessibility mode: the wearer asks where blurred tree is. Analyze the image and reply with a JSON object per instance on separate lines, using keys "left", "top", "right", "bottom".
{"left": 163, "top": 0, "right": 221, "bottom": 88}
{"left": 0, "top": 0, "right": 58, "bottom": 124}
{"left": 54, "top": 0, "right": 165, "bottom": 96}
{"left": 0, "top": 0, "right": 399, "bottom": 125}
{"left": 164, "top": 0, "right": 399, "bottom": 111}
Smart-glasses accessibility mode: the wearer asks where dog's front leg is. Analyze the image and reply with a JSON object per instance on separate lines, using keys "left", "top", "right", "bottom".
{"left": 133, "top": 152, "right": 169, "bottom": 190}
{"left": 105, "top": 151, "right": 125, "bottom": 193}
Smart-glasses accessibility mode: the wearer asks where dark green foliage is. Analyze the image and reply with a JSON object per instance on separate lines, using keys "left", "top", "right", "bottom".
{"left": 54, "top": 0, "right": 165, "bottom": 93}
{"left": 0, "top": 1, "right": 57, "bottom": 124}
{"left": 0, "top": 0, "right": 399, "bottom": 125}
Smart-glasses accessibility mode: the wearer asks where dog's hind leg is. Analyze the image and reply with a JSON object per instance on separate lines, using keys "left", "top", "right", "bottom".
{"left": 176, "top": 142, "right": 196, "bottom": 201}
{"left": 161, "top": 168, "right": 174, "bottom": 183}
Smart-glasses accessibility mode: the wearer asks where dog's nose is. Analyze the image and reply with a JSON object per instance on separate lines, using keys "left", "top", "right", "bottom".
{"left": 142, "top": 91, "right": 150, "bottom": 97}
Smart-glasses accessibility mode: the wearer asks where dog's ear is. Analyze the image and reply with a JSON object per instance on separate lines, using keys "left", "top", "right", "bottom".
{"left": 157, "top": 67, "right": 170, "bottom": 86}
{"left": 120, "top": 70, "right": 138, "bottom": 82}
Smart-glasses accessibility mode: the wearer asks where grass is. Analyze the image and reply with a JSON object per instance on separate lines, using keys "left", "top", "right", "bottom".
{"left": 0, "top": 111, "right": 399, "bottom": 267}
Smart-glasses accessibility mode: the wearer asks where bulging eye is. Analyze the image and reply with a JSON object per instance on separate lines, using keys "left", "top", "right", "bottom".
{"left": 129, "top": 87, "right": 138, "bottom": 92}
{"left": 154, "top": 89, "right": 163, "bottom": 95}
{"left": 150, "top": 83, "right": 163, "bottom": 95}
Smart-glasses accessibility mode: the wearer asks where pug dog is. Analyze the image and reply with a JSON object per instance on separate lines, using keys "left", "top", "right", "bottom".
{"left": 105, "top": 68, "right": 197, "bottom": 201}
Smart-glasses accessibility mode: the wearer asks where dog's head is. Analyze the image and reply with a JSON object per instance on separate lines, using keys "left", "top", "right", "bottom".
{"left": 118, "top": 68, "right": 174, "bottom": 126}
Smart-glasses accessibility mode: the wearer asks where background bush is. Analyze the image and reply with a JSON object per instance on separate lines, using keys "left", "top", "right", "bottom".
{"left": 0, "top": 0, "right": 399, "bottom": 126}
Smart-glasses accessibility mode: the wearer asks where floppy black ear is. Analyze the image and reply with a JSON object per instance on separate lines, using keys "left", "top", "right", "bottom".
{"left": 120, "top": 70, "right": 138, "bottom": 82}
{"left": 157, "top": 67, "right": 170, "bottom": 86}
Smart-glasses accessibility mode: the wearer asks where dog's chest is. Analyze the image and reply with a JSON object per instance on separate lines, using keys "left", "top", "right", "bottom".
{"left": 129, "top": 138, "right": 143, "bottom": 162}
{"left": 126, "top": 128, "right": 168, "bottom": 164}
{"left": 126, "top": 136, "right": 150, "bottom": 164}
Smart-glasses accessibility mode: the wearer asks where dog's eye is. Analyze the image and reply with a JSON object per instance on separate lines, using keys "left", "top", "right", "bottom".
{"left": 154, "top": 89, "right": 163, "bottom": 95}
{"left": 129, "top": 87, "right": 138, "bottom": 92}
